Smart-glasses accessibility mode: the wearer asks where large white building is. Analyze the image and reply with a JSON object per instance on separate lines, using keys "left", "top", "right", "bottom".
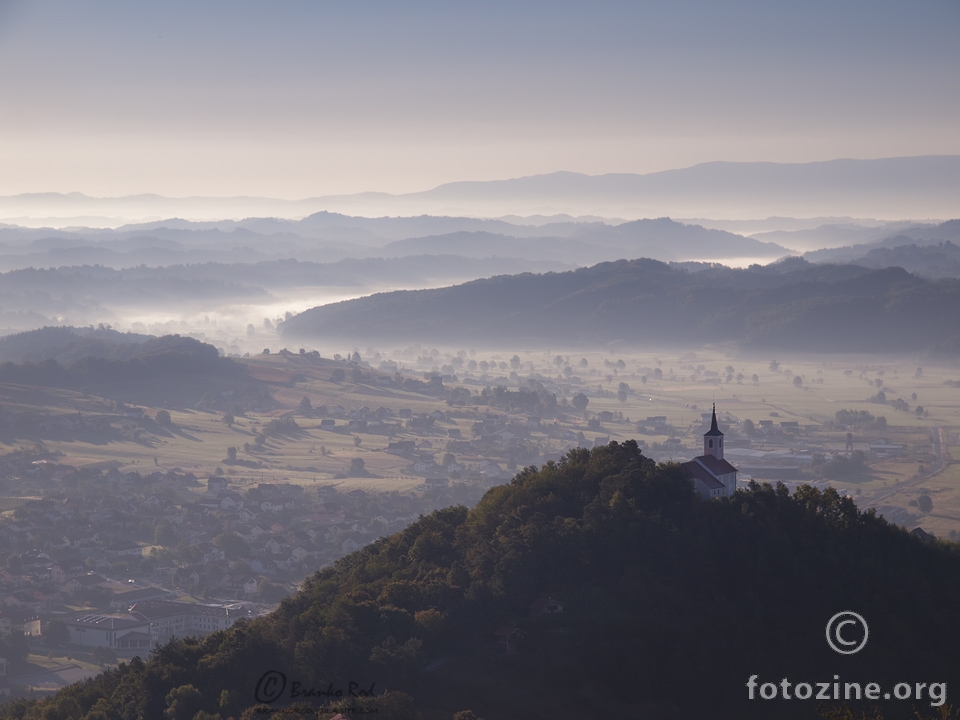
{"left": 129, "top": 600, "right": 253, "bottom": 646}
{"left": 66, "top": 600, "right": 256, "bottom": 650}
{"left": 681, "top": 405, "right": 738, "bottom": 499}
{"left": 66, "top": 614, "right": 152, "bottom": 650}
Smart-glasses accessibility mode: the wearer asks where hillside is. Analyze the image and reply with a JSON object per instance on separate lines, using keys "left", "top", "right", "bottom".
{"left": 0, "top": 326, "right": 153, "bottom": 364}
{"left": 802, "top": 219, "right": 960, "bottom": 265}
{"left": 6, "top": 442, "right": 960, "bottom": 719}
{"left": 0, "top": 335, "right": 247, "bottom": 407}
{"left": 281, "top": 257, "right": 960, "bottom": 355}
{"left": 379, "top": 221, "right": 787, "bottom": 264}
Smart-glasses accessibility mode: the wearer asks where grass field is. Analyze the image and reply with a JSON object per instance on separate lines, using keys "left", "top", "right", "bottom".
{"left": 2, "top": 347, "right": 958, "bottom": 533}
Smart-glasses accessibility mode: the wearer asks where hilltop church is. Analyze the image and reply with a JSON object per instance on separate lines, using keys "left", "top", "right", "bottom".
{"left": 682, "top": 405, "right": 738, "bottom": 499}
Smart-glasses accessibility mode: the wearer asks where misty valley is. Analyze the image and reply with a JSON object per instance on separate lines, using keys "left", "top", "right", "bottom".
{"left": 1, "top": 169, "right": 960, "bottom": 720}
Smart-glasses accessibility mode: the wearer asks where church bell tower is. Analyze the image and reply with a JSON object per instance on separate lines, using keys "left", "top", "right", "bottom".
{"left": 703, "top": 404, "right": 724, "bottom": 460}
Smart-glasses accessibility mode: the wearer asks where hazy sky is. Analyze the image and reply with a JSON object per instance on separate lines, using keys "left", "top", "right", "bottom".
{"left": 1, "top": 0, "right": 959, "bottom": 198}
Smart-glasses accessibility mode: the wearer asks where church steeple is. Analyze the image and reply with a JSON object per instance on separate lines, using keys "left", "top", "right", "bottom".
{"left": 703, "top": 403, "right": 724, "bottom": 459}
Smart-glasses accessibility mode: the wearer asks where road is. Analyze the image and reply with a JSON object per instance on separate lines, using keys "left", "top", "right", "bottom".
{"left": 865, "top": 426, "right": 946, "bottom": 506}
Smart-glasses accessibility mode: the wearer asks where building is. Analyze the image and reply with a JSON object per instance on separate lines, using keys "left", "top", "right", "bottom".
{"left": 66, "top": 614, "right": 152, "bottom": 649}
{"left": 109, "top": 587, "right": 175, "bottom": 611}
{"left": 528, "top": 595, "right": 564, "bottom": 618}
{"left": 0, "top": 609, "right": 41, "bottom": 636}
{"left": 681, "top": 405, "right": 738, "bottom": 499}
{"left": 493, "top": 625, "right": 527, "bottom": 654}
{"left": 129, "top": 600, "right": 252, "bottom": 646}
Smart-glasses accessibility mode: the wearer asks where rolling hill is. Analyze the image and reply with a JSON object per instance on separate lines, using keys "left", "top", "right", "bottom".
{"left": 281, "top": 257, "right": 960, "bottom": 355}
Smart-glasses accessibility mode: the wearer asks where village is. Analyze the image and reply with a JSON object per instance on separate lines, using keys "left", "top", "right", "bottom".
{"left": 0, "top": 347, "right": 955, "bottom": 697}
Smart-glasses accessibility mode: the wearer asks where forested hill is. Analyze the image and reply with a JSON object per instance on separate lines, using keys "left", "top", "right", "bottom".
{"left": 0, "top": 334, "right": 238, "bottom": 387}
{"left": 0, "top": 325, "right": 153, "bottom": 364}
{"left": 8, "top": 442, "right": 960, "bottom": 720}
{"left": 281, "top": 257, "right": 960, "bottom": 355}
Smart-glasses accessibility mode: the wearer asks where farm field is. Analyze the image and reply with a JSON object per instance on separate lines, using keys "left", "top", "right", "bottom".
{"left": 1, "top": 346, "right": 958, "bottom": 534}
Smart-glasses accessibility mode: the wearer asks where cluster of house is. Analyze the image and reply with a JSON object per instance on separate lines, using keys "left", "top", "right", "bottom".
{"left": 0, "top": 460, "right": 469, "bottom": 650}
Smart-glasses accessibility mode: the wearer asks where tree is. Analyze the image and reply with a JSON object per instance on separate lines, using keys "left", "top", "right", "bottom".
{"left": 92, "top": 646, "right": 118, "bottom": 666}
{"left": 222, "top": 413, "right": 235, "bottom": 426}
{"left": 571, "top": 393, "right": 589, "bottom": 412}
{"left": 350, "top": 457, "right": 365, "bottom": 475}
{"left": 154, "top": 519, "right": 178, "bottom": 547}
{"left": 793, "top": 376, "right": 803, "bottom": 388}
{"left": 351, "top": 367, "right": 364, "bottom": 383}
{"left": 331, "top": 368, "right": 346, "bottom": 382}
{"left": 43, "top": 619, "right": 70, "bottom": 647}
{"left": 298, "top": 396, "right": 312, "bottom": 415}
{"left": 258, "top": 580, "right": 288, "bottom": 603}
{"left": 743, "top": 419, "right": 756, "bottom": 437}
{"left": 510, "top": 355, "right": 521, "bottom": 370}
{"left": 214, "top": 532, "right": 250, "bottom": 560}
{"left": 769, "top": 360, "right": 780, "bottom": 372}
{"left": 156, "top": 409, "right": 172, "bottom": 427}
{"left": 918, "top": 494, "right": 933, "bottom": 513}
{"left": 0, "top": 631, "right": 28, "bottom": 671}
{"left": 164, "top": 684, "right": 204, "bottom": 720}
{"left": 226, "top": 447, "right": 237, "bottom": 461}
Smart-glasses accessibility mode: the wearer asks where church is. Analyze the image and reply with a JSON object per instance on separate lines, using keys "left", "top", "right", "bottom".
{"left": 681, "top": 405, "right": 738, "bottom": 499}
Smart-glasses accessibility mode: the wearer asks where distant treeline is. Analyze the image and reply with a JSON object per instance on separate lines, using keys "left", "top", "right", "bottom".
{"left": 0, "top": 325, "right": 152, "bottom": 364}
{"left": 0, "top": 335, "right": 237, "bottom": 387}
{"left": 282, "top": 257, "right": 960, "bottom": 355}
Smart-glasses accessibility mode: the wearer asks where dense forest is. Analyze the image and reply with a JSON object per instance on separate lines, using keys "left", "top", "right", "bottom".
{"left": 5, "top": 442, "right": 960, "bottom": 720}
{"left": 0, "top": 326, "right": 152, "bottom": 364}
{"left": 0, "top": 335, "right": 239, "bottom": 387}
{"left": 281, "top": 257, "right": 960, "bottom": 356}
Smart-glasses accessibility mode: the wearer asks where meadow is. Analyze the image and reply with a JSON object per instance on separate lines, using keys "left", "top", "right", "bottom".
{"left": 1, "top": 346, "right": 957, "bottom": 535}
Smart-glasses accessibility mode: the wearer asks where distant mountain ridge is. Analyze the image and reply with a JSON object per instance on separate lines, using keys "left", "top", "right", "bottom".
{"left": 2, "top": 155, "right": 959, "bottom": 222}
{"left": 0, "top": 216, "right": 785, "bottom": 271}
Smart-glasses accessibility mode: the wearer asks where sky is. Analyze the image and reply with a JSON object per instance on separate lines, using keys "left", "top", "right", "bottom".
{"left": 1, "top": 0, "right": 959, "bottom": 199}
